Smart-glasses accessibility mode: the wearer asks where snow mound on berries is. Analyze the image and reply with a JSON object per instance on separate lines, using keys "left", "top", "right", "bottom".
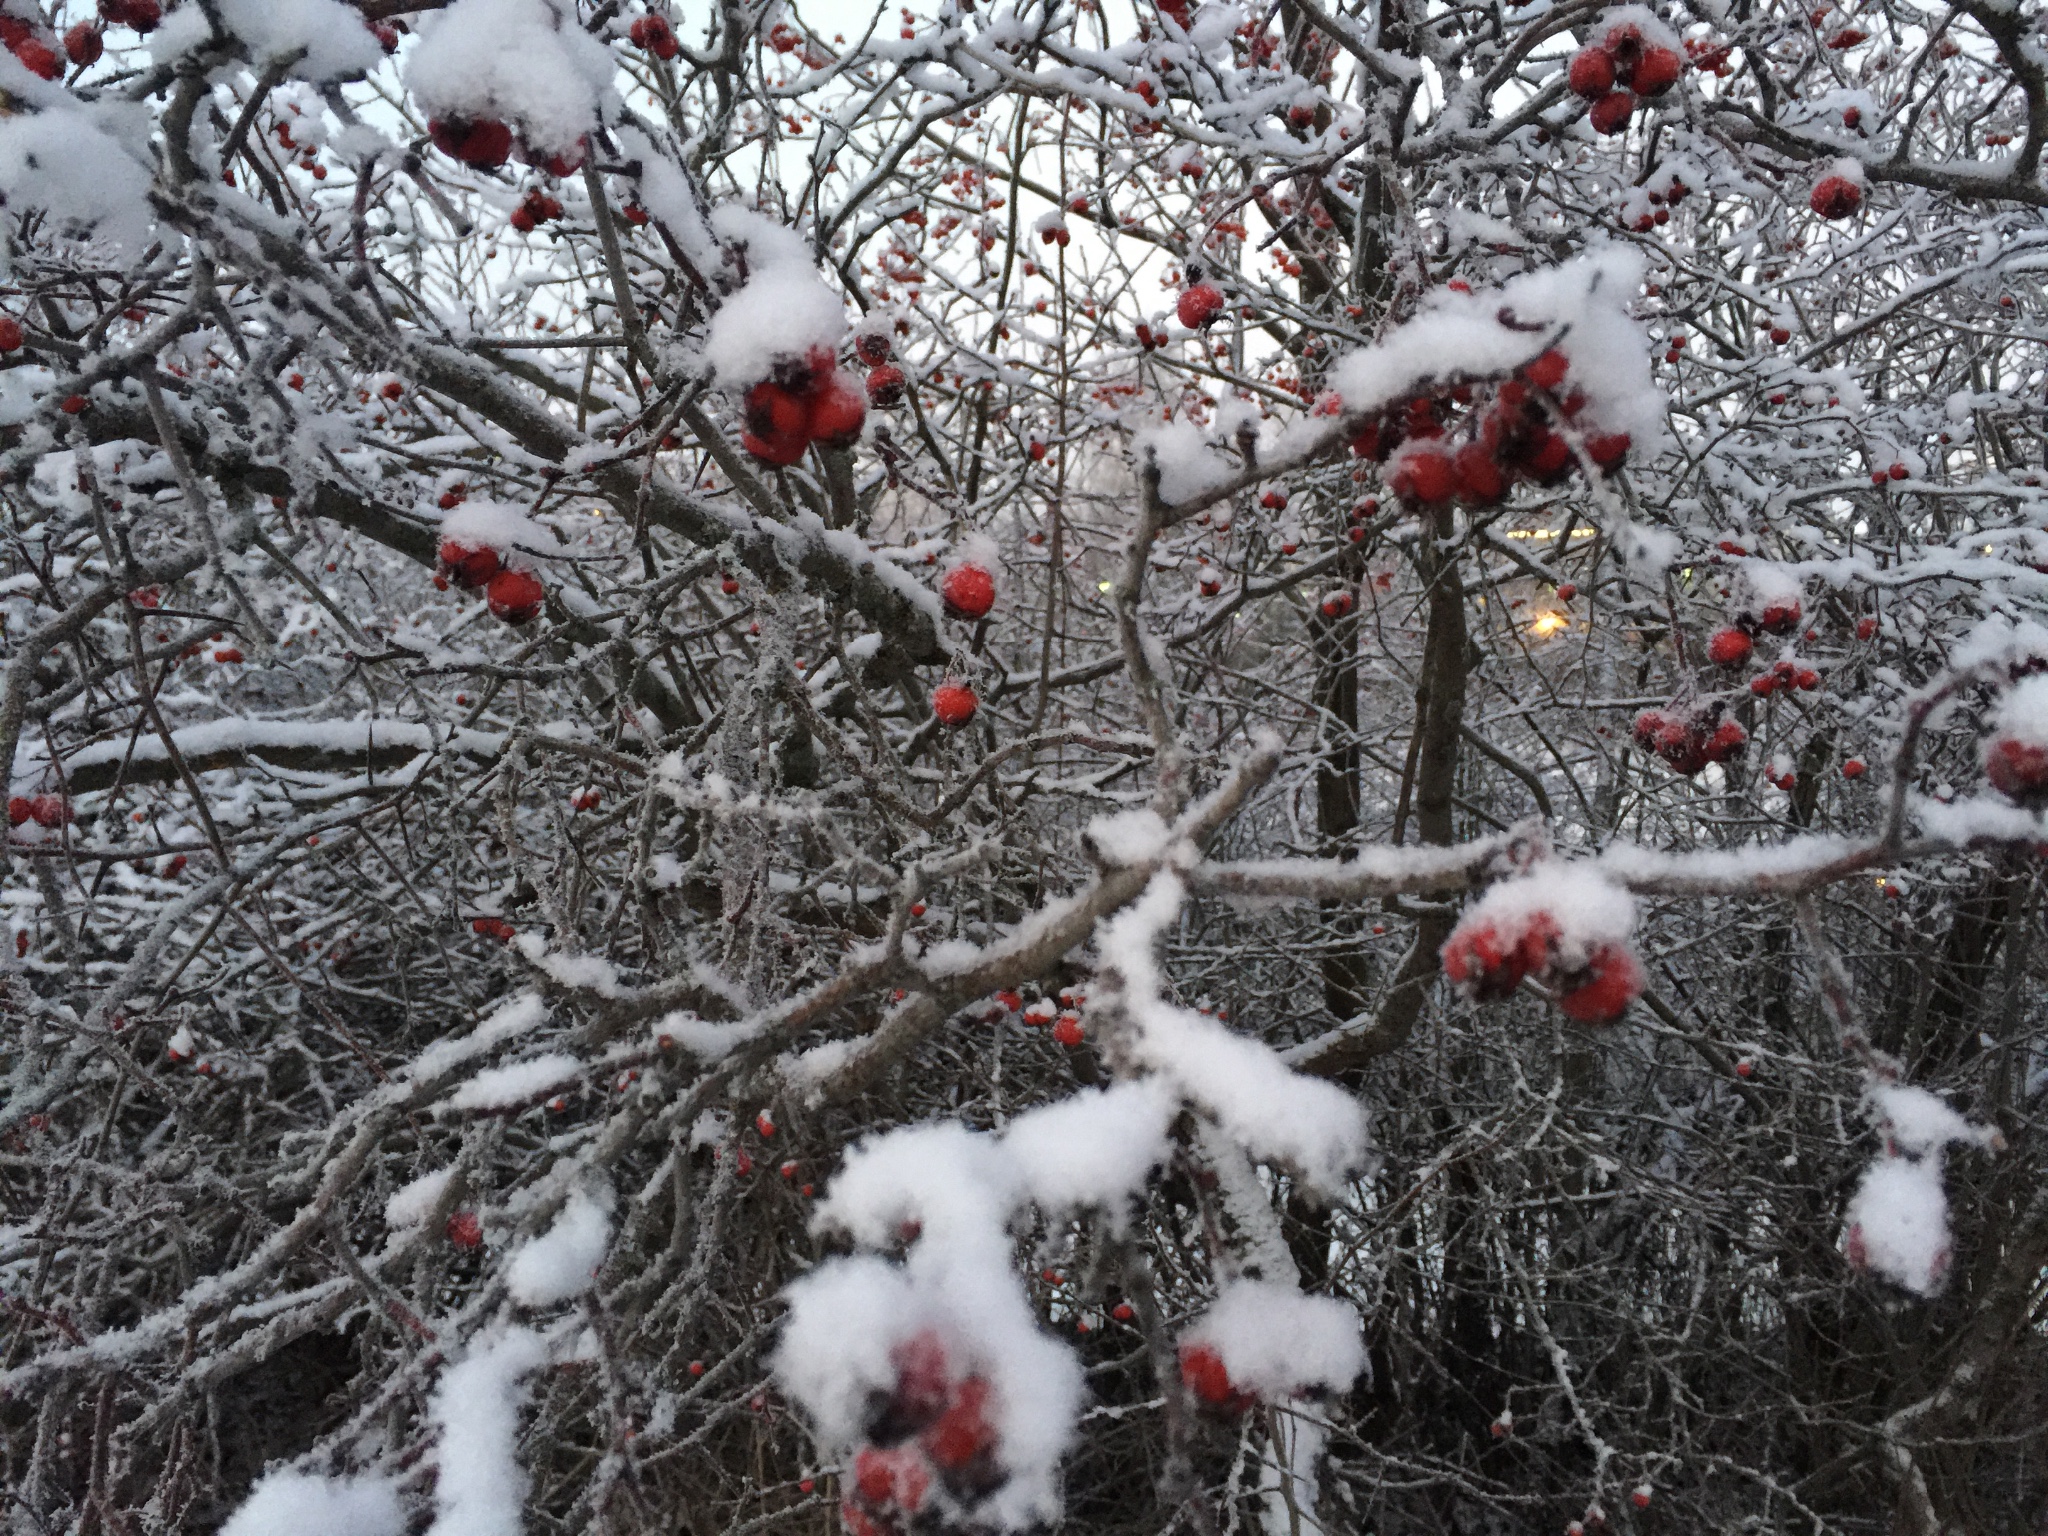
{"left": 1845, "top": 1156, "right": 1950, "bottom": 1295}
{"left": 406, "top": 0, "right": 616, "bottom": 157}
{"left": 1099, "top": 874, "right": 1370, "bottom": 1190}
{"left": 1591, "top": 3, "right": 1683, "bottom": 52}
{"left": 1870, "top": 1084, "right": 1983, "bottom": 1156}
{"left": 505, "top": 1188, "right": 611, "bottom": 1306}
{"left": 218, "top": 0, "right": 385, "bottom": 78}
{"left": 220, "top": 1471, "right": 405, "bottom": 1536}
{"left": 1183, "top": 1280, "right": 1365, "bottom": 1399}
{"left": 700, "top": 206, "right": 847, "bottom": 387}
{"left": 1331, "top": 249, "right": 1660, "bottom": 447}
{"left": 427, "top": 1326, "right": 549, "bottom": 1536}
{"left": 0, "top": 103, "right": 154, "bottom": 252}
{"left": 1463, "top": 863, "right": 1636, "bottom": 969}
{"left": 437, "top": 499, "right": 545, "bottom": 556}
{"left": 1991, "top": 672, "right": 2048, "bottom": 744}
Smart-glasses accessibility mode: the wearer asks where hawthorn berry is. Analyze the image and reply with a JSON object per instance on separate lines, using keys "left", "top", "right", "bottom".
{"left": 429, "top": 116, "right": 514, "bottom": 169}
{"left": 486, "top": 567, "right": 545, "bottom": 624}
{"left": 446, "top": 1210, "right": 483, "bottom": 1249}
{"left": 1177, "top": 282, "right": 1225, "bottom": 329}
{"left": 438, "top": 540, "right": 501, "bottom": 589}
{"left": 932, "top": 682, "right": 978, "bottom": 727}
{"left": 1589, "top": 90, "right": 1636, "bottom": 135}
{"left": 1706, "top": 627, "right": 1754, "bottom": 666}
{"left": 63, "top": 22, "right": 102, "bottom": 66}
{"left": 629, "top": 13, "right": 681, "bottom": 59}
{"left": 941, "top": 561, "right": 997, "bottom": 621}
{"left": 865, "top": 364, "right": 906, "bottom": 407}
{"left": 1841, "top": 758, "right": 1867, "bottom": 779}
{"left": 1810, "top": 174, "right": 1862, "bottom": 220}
{"left": 0, "top": 317, "right": 21, "bottom": 353}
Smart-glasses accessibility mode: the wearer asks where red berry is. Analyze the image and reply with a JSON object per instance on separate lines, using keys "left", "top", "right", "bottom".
{"left": 1567, "top": 46, "right": 1615, "bottom": 98}
{"left": 1810, "top": 175, "right": 1862, "bottom": 220}
{"left": 1259, "top": 488, "right": 1287, "bottom": 510}
{"left": 1770, "top": 326, "right": 1791, "bottom": 344}
{"left": 446, "top": 1210, "right": 483, "bottom": 1249}
{"left": 0, "top": 317, "right": 20, "bottom": 352}
{"left": 1177, "top": 282, "right": 1225, "bottom": 329}
{"left": 921, "top": 1376, "right": 996, "bottom": 1470}
{"left": 1451, "top": 441, "right": 1507, "bottom": 505}
{"left": 1795, "top": 667, "right": 1821, "bottom": 691}
{"left": 438, "top": 540, "right": 501, "bottom": 589}
{"left": 932, "top": 682, "right": 978, "bottom": 727}
{"left": 720, "top": 573, "right": 740, "bottom": 595}
{"left": 428, "top": 116, "right": 514, "bottom": 169}
{"left": 1589, "top": 90, "right": 1636, "bottom": 135}
{"left": 1985, "top": 735, "right": 2048, "bottom": 805}
{"left": 865, "top": 363, "right": 906, "bottom": 408}
{"left": 1178, "top": 1342, "right": 1243, "bottom": 1409}
{"left": 742, "top": 380, "right": 811, "bottom": 465}
{"left": 855, "top": 334, "right": 893, "bottom": 367}
{"left": 808, "top": 371, "right": 868, "bottom": 447}
{"left": 59, "top": 395, "right": 88, "bottom": 415}
{"left": 630, "top": 14, "right": 681, "bottom": 59}
{"left": 1556, "top": 943, "right": 1644, "bottom": 1024}
{"left": 1706, "top": 627, "right": 1753, "bottom": 666}
{"left": 1112, "top": 1302, "right": 1135, "bottom": 1322}
{"left": 1524, "top": 349, "right": 1570, "bottom": 390}
{"left": 1319, "top": 590, "right": 1354, "bottom": 619}
{"left": 1629, "top": 45, "right": 1682, "bottom": 97}
{"left": 941, "top": 561, "right": 997, "bottom": 621}
{"left": 7, "top": 797, "right": 32, "bottom": 827}
{"left": 212, "top": 648, "right": 244, "bottom": 664}
{"left": 1556, "top": 583, "right": 1577, "bottom": 601}
{"left": 29, "top": 795, "right": 69, "bottom": 829}
{"left": 1052, "top": 1014, "right": 1084, "bottom": 1047}
{"left": 63, "top": 22, "right": 102, "bottom": 66}
{"left": 1758, "top": 599, "right": 1802, "bottom": 635}
{"left": 1585, "top": 432, "right": 1631, "bottom": 469}
{"left": 1841, "top": 758, "right": 1866, "bottom": 779}
{"left": 486, "top": 567, "right": 545, "bottom": 624}
{"left": 1857, "top": 616, "right": 1878, "bottom": 639}
{"left": 1390, "top": 447, "right": 1457, "bottom": 505}
{"left": 1888, "top": 462, "right": 1908, "bottom": 480}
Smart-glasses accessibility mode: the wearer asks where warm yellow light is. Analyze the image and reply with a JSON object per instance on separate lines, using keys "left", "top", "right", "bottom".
{"left": 1530, "top": 611, "right": 1569, "bottom": 636}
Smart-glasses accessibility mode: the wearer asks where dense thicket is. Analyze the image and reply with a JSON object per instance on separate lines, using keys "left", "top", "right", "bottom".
{"left": 1, "top": 1, "right": 2044, "bottom": 1533}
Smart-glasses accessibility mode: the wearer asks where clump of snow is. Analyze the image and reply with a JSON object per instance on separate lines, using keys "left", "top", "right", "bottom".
{"left": 1990, "top": 672, "right": 2048, "bottom": 746}
{"left": 1869, "top": 1084, "right": 1984, "bottom": 1156}
{"left": 0, "top": 104, "right": 154, "bottom": 252}
{"left": 1097, "top": 874, "right": 1371, "bottom": 1190}
{"left": 1592, "top": 3, "right": 1683, "bottom": 52}
{"left": 385, "top": 1167, "right": 455, "bottom": 1228}
{"left": 505, "top": 1187, "right": 611, "bottom": 1306}
{"left": 1130, "top": 418, "right": 1237, "bottom": 506}
{"left": 437, "top": 500, "right": 546, "bottom": 556}
{"left": 446, "top": 1053, "right": 580, "bottom": 1111}
{"left": 1181, "top": 1279, "right": 1365, "bottom": 1400}
{"left": 426, "top": 1327, "right": 550, "bottom": 1536}
{"left": 220, "top": 1471, "right": 405, "bottom": 1536}
{"left": 1844, "top": 1155, "right": 1950, "bottom": 1295}
{"left": 218, "top": 0, "right": 385, "bottom": 78}
{"left": 406, "top": 0, "right": 615, "bottom": 157}
{"left": 700, "top": 206, "right": 847, "bottom": 387}
{"left": 1084, "top": 808, "right": 1172, "bottom": 867}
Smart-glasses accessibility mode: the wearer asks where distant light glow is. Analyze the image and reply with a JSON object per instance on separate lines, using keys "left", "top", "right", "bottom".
{"left": 1530, "top": 611, "right": 1569, "bottom": 636}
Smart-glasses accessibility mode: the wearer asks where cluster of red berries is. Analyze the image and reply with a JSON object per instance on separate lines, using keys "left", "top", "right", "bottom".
{"left": 741, "top": 346, "right": 868, "bottom": 465}
{"left": 1747, "top": 657, "right": 1822, "bottom": 697}
{"left": 842, "top": 1332, "right": 1002, "bottom": 1536}
{"left": 7, "top": 794, "right": 72, "bottom": 831}
{"left": 1568, "top": 21, "right": 1685, "bottom": 135}
{"left": 628, "top": 12, "right": 680, "bottom": 59}
{"left": 436, "top": 537, "right": 545, "bottom": 624}
{"left": 857, "top": 333, "right": 907, "bottom": 409}
{"left": 508, "top": 188, "right": 564, "bottom": 233}
{"left": 1441, "top": 907, "right": 1645, "bottom": 1024}
{"left": 1632, "top": 701, "right": 1748, "bottom": 777}
{"left": 1351, "top": 349, "right": 1629, "bottom": 507}
{"left": 427, "top": 116, "right": 587, "bottom": 177}
{"left": 471, "top": 916, "right": 517, "bottom": 941}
